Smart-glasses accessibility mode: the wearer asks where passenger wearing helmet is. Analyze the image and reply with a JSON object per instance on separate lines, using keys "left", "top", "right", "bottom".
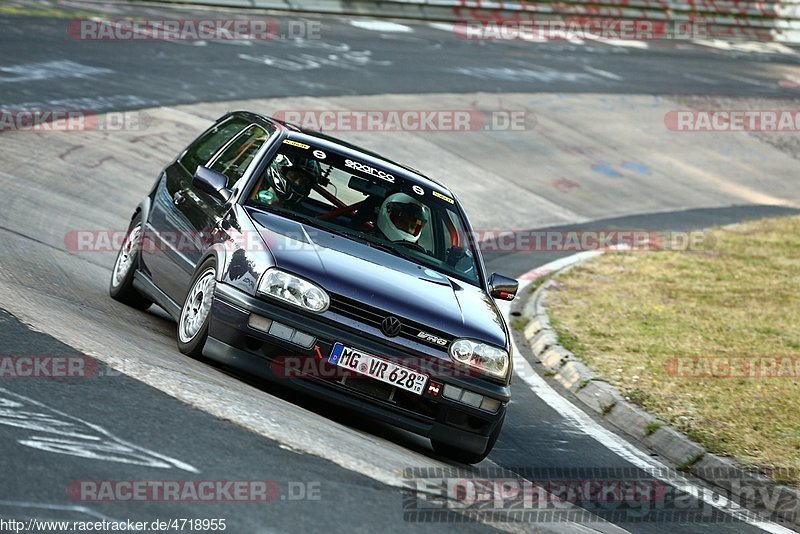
{"left": 376, "top": 192, "right": 431, "bottom": 245}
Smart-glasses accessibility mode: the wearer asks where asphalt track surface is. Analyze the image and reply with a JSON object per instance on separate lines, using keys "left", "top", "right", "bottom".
{"left": 2, "top": 1, "right": 800, "bottom": 533}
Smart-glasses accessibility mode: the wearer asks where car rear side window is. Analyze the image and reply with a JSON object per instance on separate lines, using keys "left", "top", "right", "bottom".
{"left": 179, "top": 117, "right": 250, "bottom": 175}
{"left": 209, "top": 125, "right": 272, "bottom": 188}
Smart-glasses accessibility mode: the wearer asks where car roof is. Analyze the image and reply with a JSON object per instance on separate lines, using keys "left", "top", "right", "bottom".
{"left": 234, "top": 111, "right": 457, "bottom": 201}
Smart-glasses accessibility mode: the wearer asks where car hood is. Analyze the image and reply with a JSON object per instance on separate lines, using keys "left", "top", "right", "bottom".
{"left": 248, "top": 209, "right": 506, "bottom": 347}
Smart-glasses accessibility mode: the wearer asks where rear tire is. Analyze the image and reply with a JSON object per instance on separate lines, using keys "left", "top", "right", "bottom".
{"left": 109, "top": 213, "right": 152, "bottom": 310}
{"left": 431, "top": 413, "right": 505, "bottom": 464}
{"left": 177, "top": 258, "right": 217, "bottom": 358}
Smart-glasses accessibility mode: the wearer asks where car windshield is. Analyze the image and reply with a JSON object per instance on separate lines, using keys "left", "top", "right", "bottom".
{"left": 245, "top": 139, "right": 481, "bottom": 286}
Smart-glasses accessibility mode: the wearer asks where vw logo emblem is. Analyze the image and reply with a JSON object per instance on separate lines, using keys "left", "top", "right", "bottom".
{"left": 381, "top": 316, "right": 402, "bottom": 337}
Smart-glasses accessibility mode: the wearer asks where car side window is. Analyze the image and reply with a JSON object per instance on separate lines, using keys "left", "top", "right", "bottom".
{"left": 179, "top": 117, "right": 251, "bottom": 175}
{"left": 209, "top": 125, "right": 272, "bottom": 188}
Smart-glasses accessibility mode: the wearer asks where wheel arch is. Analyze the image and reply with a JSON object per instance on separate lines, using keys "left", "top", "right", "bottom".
{"left": 134, "top": 197, "right": 151, "bottom": 225}
{"left": 200, "top": 245, "right": 227, "bottom": 282}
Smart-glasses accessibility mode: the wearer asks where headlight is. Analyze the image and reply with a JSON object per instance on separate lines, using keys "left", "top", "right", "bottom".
{"left": 449, "top": 339, "right": 509, "bottom": 379}
{"left": 257, "top": 268, "right": 329, "bottom": 313}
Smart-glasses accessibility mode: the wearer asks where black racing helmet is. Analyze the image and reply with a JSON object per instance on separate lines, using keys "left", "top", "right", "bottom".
{"left": 267, "top": 154, "right": 318, "bottom": 205}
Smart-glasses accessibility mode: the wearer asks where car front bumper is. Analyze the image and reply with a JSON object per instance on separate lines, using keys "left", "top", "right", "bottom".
{"left": 206, "top": 282, "right": 509, "bottom": 455}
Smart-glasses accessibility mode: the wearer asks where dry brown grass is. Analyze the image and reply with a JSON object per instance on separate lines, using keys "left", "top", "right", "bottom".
{"left": 547, "top": 216, "right": 800, "bottom": 484}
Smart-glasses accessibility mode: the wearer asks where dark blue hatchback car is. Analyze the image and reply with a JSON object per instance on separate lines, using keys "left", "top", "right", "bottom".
{"left": 110, "top": 111, "right": 519, "bottom": 463}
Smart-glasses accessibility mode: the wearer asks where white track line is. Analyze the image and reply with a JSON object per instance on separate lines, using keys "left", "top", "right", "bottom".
{"left": 694, "top": 39, "right": 797, "bottom": 55}
{"left": 584, "top": 66, "right": 623, "bottom": 80}
{"left": 0, "top": 501, "right": 121, "bottom": 522}
{"left": 428, "top": 22, "right": 456, "bottom": 33}
{"left": 683, "top": 73, "right": 719, "bottom": 85}
{"left": 584, "top": 33, "right": 649, "bottom": 49}
{"left": 350, "top": 20, "right": 414, "bottom": 33}
{"left": 0, "top": 387, "right": 199, "bottom": 474}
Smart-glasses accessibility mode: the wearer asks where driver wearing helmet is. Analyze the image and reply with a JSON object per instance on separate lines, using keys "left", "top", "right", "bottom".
{"left": 276, "top": 166, "right": 316, "bottom": 204}
{"left": 253, "top": 154, "right": 318, "bottom": 208}
{"left": 376, "top": 192, "right": 431, "bottom": 244}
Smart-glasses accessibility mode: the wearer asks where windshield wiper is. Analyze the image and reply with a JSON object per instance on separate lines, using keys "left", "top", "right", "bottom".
{"left": 258, "top": 206, "right": 324, "bottom": 228}
{"left": 256, "top": 206, "right": 416, "bottom": 262}
{"left": 256, "top": 206, "right": 396, "bottom": 251}
{"left": 332, "top": 228, "right": 415, "bottom": 261}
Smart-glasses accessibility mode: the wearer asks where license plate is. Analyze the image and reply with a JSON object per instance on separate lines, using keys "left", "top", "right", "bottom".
{"left": 329, "top": 342, "right": 428, "bottom": 395}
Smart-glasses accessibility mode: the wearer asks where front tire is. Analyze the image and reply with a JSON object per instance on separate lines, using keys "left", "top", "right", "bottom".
{"left": 109, "top": 213, "right": 152, "bottom": 310}
{"left": 177, "top": 258, "right": 217, "bottom": 358}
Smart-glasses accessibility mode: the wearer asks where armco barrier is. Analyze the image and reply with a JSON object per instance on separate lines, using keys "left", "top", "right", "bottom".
{"left": 144, "top": 0, "right": 800, "bottom": 42}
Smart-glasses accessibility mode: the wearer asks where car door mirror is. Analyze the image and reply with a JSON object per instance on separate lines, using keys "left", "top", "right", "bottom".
{"left": 193, "top": 166, "right": 232, "bottom": 203}
{"left": 489, "top": 273, "right": 518, "bottom": 301}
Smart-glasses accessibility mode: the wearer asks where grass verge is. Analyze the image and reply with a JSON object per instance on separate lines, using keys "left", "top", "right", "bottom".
{"left": 546, "top": 216, "right": 800, "bottom": 485}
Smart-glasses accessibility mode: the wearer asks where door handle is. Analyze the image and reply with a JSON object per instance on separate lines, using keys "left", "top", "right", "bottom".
{"left": 173, "top": 191, "right": 185, "bottom": 206}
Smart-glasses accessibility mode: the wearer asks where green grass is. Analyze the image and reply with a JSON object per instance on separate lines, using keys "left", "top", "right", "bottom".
{"left": 528, "top": 277, "right": 546, "bottom": 294}
{"left": 547, "top": 216, "right": 800, "bottom": 485}
{"left": 645, "top": 421, "right": 663, "bottom": 436}
{"left": 677, "top": 452, "right": 705, "bottom": 472}
{"left": 550, "top": 316, "right": 584, "bottom": 356}
{"left": 510, "top": 316, "right": 529, "bottom": 331}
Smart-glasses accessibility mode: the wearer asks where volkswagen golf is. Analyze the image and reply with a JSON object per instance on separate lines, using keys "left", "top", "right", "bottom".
{"left": 109, "top": 111, "right": 518, "bottom": 463}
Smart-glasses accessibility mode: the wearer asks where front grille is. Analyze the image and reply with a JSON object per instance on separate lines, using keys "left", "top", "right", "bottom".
{"left": 238, "top": 336, "right": 439, "bottom": 419}
{"left": 341, "top": 375, "right": 394, "bottom": 401}
{"left": 328, "top": 295, "right": 453, "bottom": 349}
{"left": 337, "top": 375, "right": 438, "bottom": 418}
